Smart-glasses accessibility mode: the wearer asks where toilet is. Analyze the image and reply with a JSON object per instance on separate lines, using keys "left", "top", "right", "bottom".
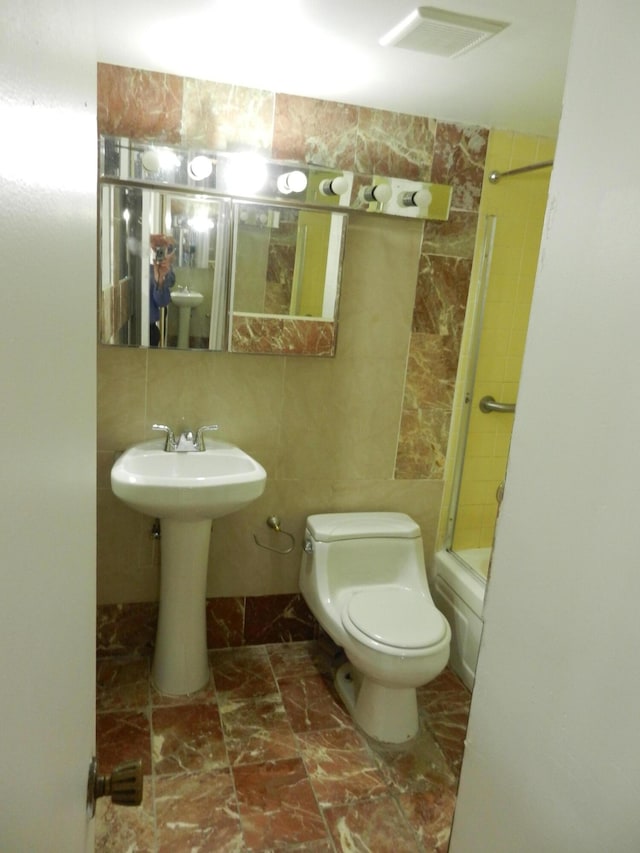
{"left": 299, "top": 511, "right": 451, "bottom": 744}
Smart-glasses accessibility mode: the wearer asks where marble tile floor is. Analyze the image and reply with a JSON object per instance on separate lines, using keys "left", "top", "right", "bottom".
{"left": 96, "top": 640, "right": 471, "bottom": 852}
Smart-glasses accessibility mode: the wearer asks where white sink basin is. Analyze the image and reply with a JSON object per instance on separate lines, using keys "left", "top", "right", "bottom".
{"left": 111, "top": 438, "right": 266, "bottom": 520}
{"left": 111, "top": 436, "right": 267, "bottom": 695}
{"left": 171, "top": 290, "right": 204, "bottom": 308}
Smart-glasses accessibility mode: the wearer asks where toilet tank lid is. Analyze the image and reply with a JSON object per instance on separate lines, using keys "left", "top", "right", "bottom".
{"left": 306, "top": 512, "right": 421, "bottom": 541}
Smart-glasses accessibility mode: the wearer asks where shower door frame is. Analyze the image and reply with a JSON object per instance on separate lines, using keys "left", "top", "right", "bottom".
{"left": 444, "top": 214, "right": 497, "bottom": 570}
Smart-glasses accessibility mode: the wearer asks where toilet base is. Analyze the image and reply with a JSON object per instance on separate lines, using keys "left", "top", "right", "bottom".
{"left": 335, "top": 662, "right": 419, "bottom": 744}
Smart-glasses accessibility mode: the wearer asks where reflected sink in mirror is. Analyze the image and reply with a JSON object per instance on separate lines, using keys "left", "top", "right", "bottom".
{"left": 111, "top": 438, "right": 266, "bottom": 520}
{"left": 171, "top": 289, "right": 204, "bottom": 308}
{"left": 171, "top": 289, "right": 205, "bottom": 348}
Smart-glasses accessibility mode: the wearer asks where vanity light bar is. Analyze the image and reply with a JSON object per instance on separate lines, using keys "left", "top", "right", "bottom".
{"left": 100, "top": 136, "right": 453, "bottom": 222}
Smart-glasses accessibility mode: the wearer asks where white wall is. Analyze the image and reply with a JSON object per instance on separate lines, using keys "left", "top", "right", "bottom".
{"left": 450, "top": 1, "right": 640, "bottom": 849}
{"left": 0, "top": 1, "right": 97, "bottom": 848}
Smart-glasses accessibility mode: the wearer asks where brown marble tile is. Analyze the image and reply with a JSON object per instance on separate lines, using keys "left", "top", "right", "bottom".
{"left": 92, "top": 645, "right": 465, "bottom": 850}
{"left": 151, "top": 674, "right": 217, "bottom": 708}
{"left": 324, "top": 795, "right": 420, "bottom": 852}
{"left": 423, "top": 209, "right": 479, "bottom": 260}
{"left": 413, "top": 254, "right": 472, "bottom": 338}
{"left": 296, "top": 727, "right": 387, "bottom": 807}
{"left": 244, "top": 593, "right": 318, "bottom": 644}
{"left": 355, "top": 107, "right": 436, "bottom": 180}
{"left": 233, "top": 757, "right": 327, "bottom": 848}
{"left": 152, "top": 703, "right": 226, "bottom": 775}
{"left": 403, "top": 333, "right": 459, "bottom": 410}
{"left": 273, "top": 93, "right": 359, "bottom": 169}
{"left": 219, "top": 695, "right": 298, "bottom": 766}
{"left": 96, "top": 657, "right": 150, "bottom": 712}
{"left": 96, "top": 602, "right": 158, "bottom": 659}
{"left": 279, "top": 673, "right": 351, "bottom": 733}
{"left": 431, "top": 121, "right": 489, "bottom": 211}
{"left": 182, "top": 77, "right": 275, "bottom": 152}
{"left": 209, "top": 645, "right": 279, "bottom": 700}
{"left": 419, "top": 667, "right": 471, "bottom": 710}
{"left": 206, "top": 596, "right": 245, "bottom": 649}
{"left": 265, "top": 241, "right": 296, "bottom": 314}
{"left": 97, "top": 63, "right": 183, "bottom": 142}
{"left": 397, "top": 787, "right": 457, "bottom": 853}
{"left": 267, "top": 639, "right": 336, "bottom": 680}
{"left": 367, "top": 723, "right": 456, "bottom": 795}
{"left": 95, "top": 773, "right": 155, "bottom": 853}
{"left": 418, "top": 669, "right": 471, "bottom": 774}
{"left": 395, "top": 406, "right": 452, "bottom": 480}
{"left": 230, "top": 315, "right": 336, "bottom": 356}
{"left": 155, "top": 769, "right": 242, "bottom": 852}
{"left": 96, "top": 710, "right": 152, "bottom": 775}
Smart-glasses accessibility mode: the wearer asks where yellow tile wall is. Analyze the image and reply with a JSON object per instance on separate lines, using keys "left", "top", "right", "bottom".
{"left": 441, "top": 130, "right": 555, "bottom": 561}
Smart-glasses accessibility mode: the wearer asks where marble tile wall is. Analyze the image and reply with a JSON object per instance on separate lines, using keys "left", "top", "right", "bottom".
{"left": 97, "top": 595, "right": 318, "bottom": 658}
{"left": 230, "top": 315, "right": 336, "bottom": 356}
{"left": 96, "top": 64, "right": 487, "bottom": 644}
{"left": 100, "top": 277, "right": 133, "bottom": 345}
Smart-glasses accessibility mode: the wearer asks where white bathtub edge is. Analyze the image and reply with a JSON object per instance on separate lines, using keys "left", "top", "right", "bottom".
{"left": 432, "top": 549, "right": 486, "bottom": 691}
{"left": 433, "top": 549, "right": 486, "bottom": 618}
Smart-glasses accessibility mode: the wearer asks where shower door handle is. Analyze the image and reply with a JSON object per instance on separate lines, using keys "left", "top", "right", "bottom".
{"left": 479, "top": 395, "right": 516, "bottom": 414}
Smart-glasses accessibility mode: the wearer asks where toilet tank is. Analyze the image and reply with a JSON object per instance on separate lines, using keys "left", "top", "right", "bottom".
{"left": 303, "top": 512, "right": 430, "bottom": 599}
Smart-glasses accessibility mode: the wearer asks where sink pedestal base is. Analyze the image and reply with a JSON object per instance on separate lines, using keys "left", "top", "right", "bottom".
{"left": 151, "top": 518, "right": 211, "bottom": 696}
{"left": 176, "top": 306, "right": 192, "bottom": 349}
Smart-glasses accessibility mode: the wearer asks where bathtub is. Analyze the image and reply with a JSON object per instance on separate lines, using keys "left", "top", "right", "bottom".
{"left": 432, "top": 548, "right": 487, "bottom": 690}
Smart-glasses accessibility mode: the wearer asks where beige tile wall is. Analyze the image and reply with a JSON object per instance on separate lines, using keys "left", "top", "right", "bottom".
{"left": 98, "top": 215, "right": 444, "bottom": 602}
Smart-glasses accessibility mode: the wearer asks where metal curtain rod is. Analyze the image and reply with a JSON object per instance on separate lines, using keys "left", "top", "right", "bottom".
{"left": 488, "top": 159, "right": 554, "bottom": 184}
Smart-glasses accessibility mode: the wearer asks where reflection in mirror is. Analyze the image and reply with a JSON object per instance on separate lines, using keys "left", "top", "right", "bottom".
{"left": 100, "top": 184, "right": 229, "bottom": 349}
{"left": 228, "top": 201, "right": 348, "bottom": 356}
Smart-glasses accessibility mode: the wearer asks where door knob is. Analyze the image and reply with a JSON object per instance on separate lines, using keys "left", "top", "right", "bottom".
{"left": 87, "top": 757, "right": 143, "bottom": 817}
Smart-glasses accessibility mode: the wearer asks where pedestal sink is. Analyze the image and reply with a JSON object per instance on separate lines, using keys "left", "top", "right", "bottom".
{"left": 111, "top": 438, "right": 266, "bottom": 695}
{"left": 171, "top": 289, "right": 203, "bottom": 349}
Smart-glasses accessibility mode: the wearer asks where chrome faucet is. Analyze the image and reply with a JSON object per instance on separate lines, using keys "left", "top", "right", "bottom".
{"left": 152, "top": 423, "right": 219, "bottom": 452}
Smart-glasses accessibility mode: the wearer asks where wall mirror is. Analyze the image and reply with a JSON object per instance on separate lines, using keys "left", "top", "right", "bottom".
{"left": 100, "top": 182, "right": 230, "bottom": 349}
{"left": 99, "top": 135, "right": 451, "bottom": 356}
{"left": 228, "top": 201, "right": 347, "bottom": 356}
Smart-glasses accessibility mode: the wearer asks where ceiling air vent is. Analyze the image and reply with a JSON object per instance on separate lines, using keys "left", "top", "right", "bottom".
{"left": 379, "top": 6, "right": 509, "bottom": 58}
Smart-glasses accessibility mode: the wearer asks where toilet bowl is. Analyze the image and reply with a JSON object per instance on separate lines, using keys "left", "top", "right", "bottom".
{"left": 299, "top": 512, "right": 451, "bottom": 743}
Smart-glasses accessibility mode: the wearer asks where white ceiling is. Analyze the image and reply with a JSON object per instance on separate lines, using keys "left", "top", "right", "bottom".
{"left": 96, "top": 0, "right": 576, "bottom": 138}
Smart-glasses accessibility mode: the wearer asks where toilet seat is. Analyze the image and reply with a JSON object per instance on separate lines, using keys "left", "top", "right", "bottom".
{"left": 342, "top": 588, "right": 447, "bottom": 650}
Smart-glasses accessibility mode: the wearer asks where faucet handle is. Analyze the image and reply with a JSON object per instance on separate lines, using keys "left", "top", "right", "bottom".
{"left": 152, "top": 423, "right": 177, "bottom": 451}
{"left": 195, "top": 424, "right": 219, "bottom": 450}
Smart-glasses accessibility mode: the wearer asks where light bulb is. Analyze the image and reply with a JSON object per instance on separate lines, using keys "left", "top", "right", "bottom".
{"left": 223, "top": 154, "right": 268, "bottom": 196}
{"left": 399, "top": 188, "right": 432, "bottom": 208}
{"left": 188, "top": 155, "right": 213, "bottom": 181}
{"left": 141, "top": 149, "right": 161, "bottom": 173}
{"left": 319, "top": 176, "right": 349, "bottom": 196}
{"left": 277, "top": 170, "right": 307, "bottom": 194}
{"left": 363, "top": 184, "right": 392, "bottom": 204}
